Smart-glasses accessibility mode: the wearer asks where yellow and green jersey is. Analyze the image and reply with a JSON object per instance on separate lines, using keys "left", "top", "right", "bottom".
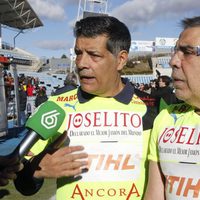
{"left": 148, "top": 103, "right": 200, "bottom": 200}
{"left": 30, "top": 80, "right": 158, "bottom": 200}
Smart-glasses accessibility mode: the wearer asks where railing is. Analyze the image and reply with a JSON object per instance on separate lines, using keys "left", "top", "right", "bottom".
{"left": 0, "top": 49, "right": 38, "bottom": 61}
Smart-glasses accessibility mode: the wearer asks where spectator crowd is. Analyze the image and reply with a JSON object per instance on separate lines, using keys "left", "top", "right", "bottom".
{"left": 3, "top": 70, "right": 48, "bottom": 122}
{"left": 4, "top": 69, "right": 180, "bottom": 124}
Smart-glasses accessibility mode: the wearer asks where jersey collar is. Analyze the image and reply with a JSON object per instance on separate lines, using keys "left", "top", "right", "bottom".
{"left": 77, "top": 78, "right": 134, "bottom": 104}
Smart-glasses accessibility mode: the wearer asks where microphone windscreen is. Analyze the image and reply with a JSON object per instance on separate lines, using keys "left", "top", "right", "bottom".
{"left": 25, "top": 101, "right": 65, "bottom": 140}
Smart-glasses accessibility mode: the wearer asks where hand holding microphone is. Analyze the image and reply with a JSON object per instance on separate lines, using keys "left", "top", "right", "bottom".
{"left": 14, "top": 100, "right": 88, "bottom": 178}
{"left": 0, "top": 101, "right": 65, "bottom": 185}
{"left": 13, "top": 100, "right": 66, "bottom": 159}
{"left": 1, "top": 100, "right": 88, "bottom": 187}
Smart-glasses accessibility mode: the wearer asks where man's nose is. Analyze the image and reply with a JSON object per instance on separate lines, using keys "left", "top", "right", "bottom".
{"left": 76, "top": 53, "right": 89, "bottom": 69}
{"left": 169, "top": 52, "right": 182, "bottom": 69}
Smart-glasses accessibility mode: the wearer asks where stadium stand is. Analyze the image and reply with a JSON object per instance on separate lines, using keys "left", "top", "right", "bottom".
{"left": 0, "top": 47, "right": 42, "bottom": 72}
{"left": 157, "top": 56, "right": 171, "bottom": 68}
{"left": 151, "top": 56, "right": 172, "bottom": 77}
{"left": 122, "top": 74, "right": 155, "bottom": 84}
{"left": 17, "top": 71, "right": 66, "bottom": 95}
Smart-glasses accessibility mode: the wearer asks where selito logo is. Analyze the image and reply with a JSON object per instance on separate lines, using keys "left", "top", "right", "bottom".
{"left": 41, "top": 110, "right": 60, "bottom": 129}
{"left": 158, "top": 126, "right": 200, "bottom": 145}
{"left": 67, "top": 111, "right": 142, "bottom": 129}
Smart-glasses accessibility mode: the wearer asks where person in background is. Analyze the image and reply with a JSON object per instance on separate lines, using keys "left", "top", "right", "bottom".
{"left": 144, "top": 16, "right": 200, "bottom": 200}
{"left": 4, "top": 71, "right": 14, "bottom": 104}
{"left": 19, "top": 84, "right": 27, "bottom": 125}
{"left": 151, "top": 75, "right": 179, "bottom": 110}
{"left": 34, "top": 86, "right": 48, "bottom": 107}
{"left": 14, "top": 16, "right": 159, "bottom": 199}
{"left": 138, "top": 82, "right": 145, "bottom": 91}
{"left": 54, "top": 72, "right": 78, "bottom": 95}
{"left": 26, "top": 83, "right": 34, "bottom": 97}
{"left": 26, "top": 102, "right": 32, "bottom": 118}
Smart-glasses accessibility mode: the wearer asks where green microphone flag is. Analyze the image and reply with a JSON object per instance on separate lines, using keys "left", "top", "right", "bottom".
{"left": 26, "top": 101, "right": 65, "bottom": 140}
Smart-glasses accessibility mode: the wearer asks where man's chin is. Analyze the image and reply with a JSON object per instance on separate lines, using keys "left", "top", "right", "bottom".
{"left": 81, "top": 85, "right": 96, "bottom": 94}
{"left": 174, "top": 89, "right": 185, "bottom": 101}
{"left": 175, "top": 90, "right": 193, "bottom": 103}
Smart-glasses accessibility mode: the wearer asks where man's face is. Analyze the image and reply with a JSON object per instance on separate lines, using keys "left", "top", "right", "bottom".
{"left": 75, "top": 35, "right": 126, "bottom": 97}
{"left": 170, "top": 27, "right": 200, "bottom": 107}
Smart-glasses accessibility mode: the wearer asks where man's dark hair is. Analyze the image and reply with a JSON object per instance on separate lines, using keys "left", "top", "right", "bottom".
{"left": 181, "top": 16, "right": 200, "bottom": 29}
{"left": 74, "top": 16, "right": 131, "bottom": 55}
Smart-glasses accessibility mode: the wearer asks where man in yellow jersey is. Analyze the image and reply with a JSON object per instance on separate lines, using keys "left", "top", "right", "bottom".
{"left": 14, "top": 16, "right": 158, "bottom": 199}
{"left": 144, "top": 16, "right": 200, "bottom": 200}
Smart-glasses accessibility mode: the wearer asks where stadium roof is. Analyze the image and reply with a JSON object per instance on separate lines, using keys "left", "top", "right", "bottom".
{"left": 0, "top": 0, "right": 43, "bottom": 30}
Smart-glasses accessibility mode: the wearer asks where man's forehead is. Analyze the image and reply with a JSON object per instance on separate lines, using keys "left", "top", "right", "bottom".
{"left": 178, "top": 27, "right": 200, "bottom": 45}
{"left": 75, "top": 36, "right": 108, "bottom": 48}
{"left": 76, "top": 35, "right": 108, "bottom": 41}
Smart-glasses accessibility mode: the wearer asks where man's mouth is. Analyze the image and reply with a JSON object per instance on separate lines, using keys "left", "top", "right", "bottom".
{"left": 79, "top": 75, "right": 96, "bottom": 84}
{"left": 173, "top": 77, "right": 184, "bottom": 82}
{"left": 80, "top": 75, "right": 94, "bottom": 80}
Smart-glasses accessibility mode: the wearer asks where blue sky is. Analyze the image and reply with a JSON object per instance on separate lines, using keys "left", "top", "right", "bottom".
{"left": 1, "top": 0, "right": 200, "bottom": 59}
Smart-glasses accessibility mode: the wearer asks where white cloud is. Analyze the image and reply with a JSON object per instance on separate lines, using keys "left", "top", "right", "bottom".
{"left": 28, "top": 0, "right": 66, "bottom": 21}
{"left": 25, "top": 0, "right": 200, "bottom": 57}
{"left": 36, "top": 40, "right": 71, "bottom": 51}
{"left": 110, "top": 0, "right": 200, "bottom": 29}
{"left": 61, "top": 0, "right": 79, "bottom": 5}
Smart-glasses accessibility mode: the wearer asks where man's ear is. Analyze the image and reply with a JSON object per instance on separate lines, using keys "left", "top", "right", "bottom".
{"left": 117, "top": 50, "right": 128, "bottom": 71}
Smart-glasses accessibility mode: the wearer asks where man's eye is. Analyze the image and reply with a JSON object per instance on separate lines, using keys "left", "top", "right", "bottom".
{"left": 75, "top": 50, "right": 82, "bottom": 55}
{"left": 174, "top": 45, "right": 200, "bottom": 56}
{"left": 179, "top": 46, "right": 196, "bottom": 55}
{"left": 182, "top": 48, "right": 194, "bottom": 55}
{"left": 89, "top": 53, "right": 100, "bottom": 57}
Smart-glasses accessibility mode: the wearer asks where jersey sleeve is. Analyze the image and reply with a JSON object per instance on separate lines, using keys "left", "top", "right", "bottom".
{"left": 148, "top": 110, "right": 165, "bottom": 162}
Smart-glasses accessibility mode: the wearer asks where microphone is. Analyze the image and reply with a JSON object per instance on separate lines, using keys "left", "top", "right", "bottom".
{"left": 12, "top": 100, "right": 65, "bottom": 159}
